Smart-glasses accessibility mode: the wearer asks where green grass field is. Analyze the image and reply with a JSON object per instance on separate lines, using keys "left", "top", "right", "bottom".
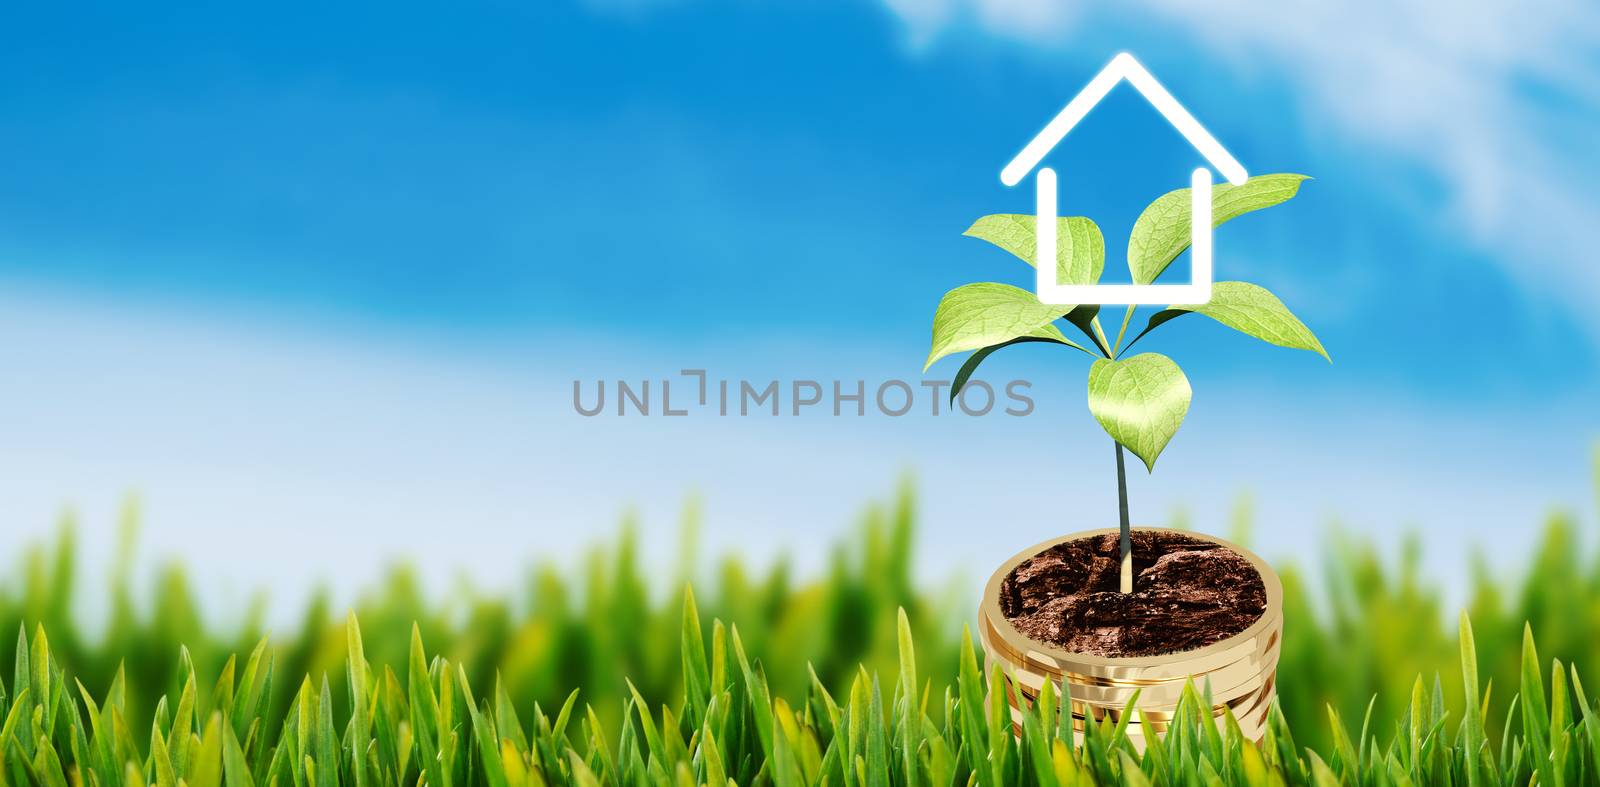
{"left": 1, "top": 588, "right": 1597, "bottom": 785}
{"left": 1, "top": 461, "right": 1597, "bottom": 785}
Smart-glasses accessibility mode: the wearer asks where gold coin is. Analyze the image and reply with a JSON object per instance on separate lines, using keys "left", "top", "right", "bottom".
{"left": 984, "top": 622, "right": 1279, "bottom": 708}
{"left": 979, "top": 528, "right": 1284, "bottom": 683}
{"left": 980, "top": 616, "right": 1280, "bottom": 711}
{"left": 1003, "top": 702, "right": 1266, "bottom": 743}
{"left": 999, "top": 668, "right": 1275, "bottom": 727}
{"left": 980, "top": 602, "right": 1283, "bottom": 684}
{"left": 1001, "top": 705, "right": 1270, "bottom": 750}
{"left": 996, "top": 665, "right": 1276, "bottom": 723}
{"left": 977, "top": 613, "right": 1280, "bottom": 690}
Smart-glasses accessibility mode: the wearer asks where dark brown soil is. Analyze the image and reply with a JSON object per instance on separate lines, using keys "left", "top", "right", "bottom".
{"left": 999, "top": 530, "right": 1266, "bottom": 657}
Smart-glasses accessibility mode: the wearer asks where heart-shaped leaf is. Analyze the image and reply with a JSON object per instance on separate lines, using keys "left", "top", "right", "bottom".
{"left": 964, "top": 215, "right": 1105, "bottom": 286}
{"left": 1126, "top": 281, "right": 1329, "bottom": 360}
{"left": 925, "top": 283, "right": 1075, "bottom": 371}
{"left": 1127, "top": 174, "right": 1308, "bottom": 285}
{"left": 1086, "top": 353, "right": 1191, "bottom": 472}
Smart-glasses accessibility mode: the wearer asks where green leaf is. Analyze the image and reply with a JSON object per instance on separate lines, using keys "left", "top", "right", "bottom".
{"left": 313, "top": 678, "right": 337, "bottom": 787}
{"left": 955, "top": 628, "right": 987, "bottom": 783}
{"left": 949, "top": 335, "right": 1091, "bottom": 404}
{"left": 1127, "top": 173, "right": 1309, "bottom": 285}
{"left": 151, "top": 727, "right": 178, "bottom": 787}
{"left": 1574, "top": 667, "right": 1600, "bottom": 787}
{"left": 231, "top": 637, "right": 271, "bottom": 743}
{"left": 964, "top": 214, "right": 1105, "bottom": 286}
{"left": 865, "top": 679, "right": 889, "bottom": 787}
{"left": 1064, "top": 305, "right": 1108, "bottom": 355}
{"left": 221, "top": 723, "right": 254, "bottom": 787}
{"left": 925, "top": 283, "right": 1076, "bottom": 371}
{"left": 170, "top": 669, "right": 197, "bottom": 775}
{"left": 1460, "top": 613, "right": 1484, "bottom": 787}
{"left": 895, "top": 609, "right": 917, "bottom": 725}
{"left": 189, "top": 714, "right": 224, "bottom": 787}
{"left": 407, "top": 630, "right": 445, "bottom": 787}
{"left": 1086, "top": 353, "right": 1191, "bottom": 472}
{"left": 1551, "top": 658, "right": 1571, "bottom": 756}
{"left": 624, "top": 679, "right": 666, "bottom": 767}
{"left": 1019, "top": 707, "right": 1054, "bottom": 787}
{"left": 1519, "top": 625, "right": 1549, "bottom": 764}
{"left": 680, "top": 587, "right": 710, "bottom": 732}
{"left": 730, "top": 626, "right": 774, "bottom": 761}
{"left": 32, "top": 735, "right": 69, "bottom": 787}
{"left": 462, "top": 669, "right": 509, "bottom": 787}
{"left": 567, "top": 751, "right": 602, "bottom": 787}
{"left": 1127, "top": 281, "right": 1329, "bottom": 360}
{"left": 700, "top": 728, "right": 727, "bottom": 787}
{"left": 30, "top": 625, "right": 50, "bottom": 737}
{"left": 346, "top": 615, "right": 370, "bottom": 787}
{"left": 846, "top": 672, "right": 868, "bottom": 787}
{"left": 13, "top": 626, "right": 27, "bottom": 728}
{"left": 1118, "top": 751, "right": 1152, "bottom": 787}
{"left": 895, "top": 608, "right": 918, "bottom": 787}
{"left": 985, "top": 665, "right": 1009, "bottom": 787}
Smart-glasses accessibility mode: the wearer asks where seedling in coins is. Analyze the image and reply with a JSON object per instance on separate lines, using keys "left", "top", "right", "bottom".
{"left": 925, "top": 174, "right": 1329, "bottom": 592}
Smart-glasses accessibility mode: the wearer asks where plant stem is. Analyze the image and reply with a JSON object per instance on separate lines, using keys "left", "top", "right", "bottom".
{"left": 1090, "top": 317, "right": 1113, "bottom": 358}
{"left": 1115, "top": 441, "right": 1132, "bottom": 593}
{"left": 1111, "top": 305, "right": 1136, "bottom": 358}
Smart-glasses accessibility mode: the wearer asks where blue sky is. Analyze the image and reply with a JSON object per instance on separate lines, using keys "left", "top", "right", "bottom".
{"left": 0, "top": 0, "right": 1596, "bottom": 620}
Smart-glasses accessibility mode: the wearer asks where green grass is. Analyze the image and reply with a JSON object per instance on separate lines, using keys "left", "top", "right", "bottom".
{"left": 8, "top": 487, "right": 1600, "bottom": 758}
{"left": 0, "top": 451, "right": 1597, "bottom": 784}
{"left": 0, "top": 487, "right": 960, "bottom": 755}
{"left": 3, "top": 592, "right": 1599, "bottom": 786}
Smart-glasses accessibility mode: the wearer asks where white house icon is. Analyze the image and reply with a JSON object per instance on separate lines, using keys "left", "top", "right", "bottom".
{"left": 1003, "top": 52, "right": 1248, "bottom": 306}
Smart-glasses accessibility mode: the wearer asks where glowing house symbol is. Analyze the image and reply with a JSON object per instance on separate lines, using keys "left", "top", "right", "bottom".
{"left": 1002, "top": 52, "right": 1248, "bottom": 306}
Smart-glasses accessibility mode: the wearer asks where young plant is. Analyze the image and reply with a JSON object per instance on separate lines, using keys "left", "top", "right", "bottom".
{"left": 925, "top": 174, "right": 1328, "bottom": 593}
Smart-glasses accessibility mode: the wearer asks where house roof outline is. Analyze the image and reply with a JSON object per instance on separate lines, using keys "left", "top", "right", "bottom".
{"left": 999, "top": 52, "right": 1248, "bottom": 188}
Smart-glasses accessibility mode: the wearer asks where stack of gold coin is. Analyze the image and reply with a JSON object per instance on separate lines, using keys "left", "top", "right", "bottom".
{"left": 978, "top": 529, "right": 1283, "bottom": 748}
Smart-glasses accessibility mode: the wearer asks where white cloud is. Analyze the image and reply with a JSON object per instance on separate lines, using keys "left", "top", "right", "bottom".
{"left": 881, "top": 0, "right": 1600, "bottom": 318}
{"left": 968, "top": 0, "right": 1077, "bottom": 43}
{"left": 883, "top": 0, "right": 1075, "bottom": 47}
{"left": 879, "top": 0, "right": 955, "bottom": 46}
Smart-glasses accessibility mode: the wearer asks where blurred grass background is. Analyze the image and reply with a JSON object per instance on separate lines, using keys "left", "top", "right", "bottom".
{"left": 1, "top": 452, "right": 1596, "bottom": 756}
